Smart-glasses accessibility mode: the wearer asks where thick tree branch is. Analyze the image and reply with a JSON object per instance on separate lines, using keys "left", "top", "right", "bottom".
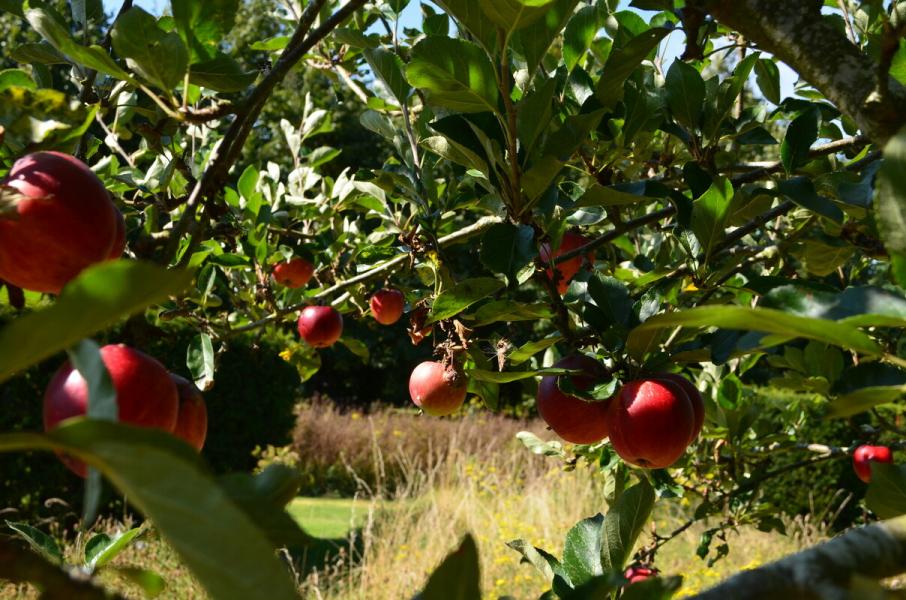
{"left": 696, "top": 0, "right": 906, "bottom": 144}
{"left": 690, "top": 515, "right": 906, "bottom": 599}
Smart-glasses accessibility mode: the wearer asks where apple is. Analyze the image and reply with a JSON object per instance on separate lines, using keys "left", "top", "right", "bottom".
{"left": 170, "top": 374, "right": 208, "bottom": 451}
{"left": 107, "top": 207, "right": 126, "bottom": 259}
{"left": 536, "top": 355, "right": 611, "bottom": 444}
{"left": 43, "top": 344, "right": 179, "bottom": 477}
{"left": 624, "top": 565, "right": 658, "bottom": 585}
{"left": 0, "top": 151, "right": 119, "bottom": 293}
{"left": 273, "top": 257, "right": 314, "bottom": 288}
{"left": 853, "top": 444, "right": 893, "bottom": 483}
{"left": 654, "top": 372, "right": 705, "bottom": 444}
{"left": 297, "top": 305, "right": 343, "bottom": 348}
{"left": 539, "top": 231, "right": 595, "bottom": 294}
{"left": 370, "top": 288, "right": 405, "bottom": 325}
{"left": 606, "top": 379, "right": 695, "bottom": 469}
{"left": 408, "top": 361, "right": 468, "bottom": 416}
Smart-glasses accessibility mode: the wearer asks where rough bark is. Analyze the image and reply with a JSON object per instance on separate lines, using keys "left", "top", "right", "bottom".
{"left": 690, "top": 516, "right": 906, "bottom": 599}
{"left": 695, "top": 0, "right": 906, "bottom": 145}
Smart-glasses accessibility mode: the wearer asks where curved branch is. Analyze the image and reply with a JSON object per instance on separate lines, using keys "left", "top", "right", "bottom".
{"left": 690, "top": 515, "right": 906, "bottom": 599}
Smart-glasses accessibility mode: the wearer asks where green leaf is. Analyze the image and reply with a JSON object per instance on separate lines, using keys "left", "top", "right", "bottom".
{"left": 620, "top": 576, "right": 683, "bottom": 600}
{"left": 760, "top": 285, "right": 906, "bottom": 328}
{"left": 777, "top": 177, "right": 844, "bottom": 223}
{"left": 506, "top": 539, "right": 561, "bottom": 580}
{"left": 110, "top": 7, "right": 188, "bottom": 91}
{"left": 249, "top": 36, "right": 289, "bottom": 51}
{"left": 780, "top": 107, "right": 819, "bottom": 173}
{"left": 5, "top": 522, "right": 63, "bottom": 565}
{"left": 108, "top": 567, "right": 166, "bottom": 597}
{"left": 576, "top": 183, "right": 655, "bottom": 208}
{"left": 587, "top": 275, "right": 632, "bottom": 328}
{"left": 512, "top": 0, "right": 581, "bottom": 78}
{"left": 690, "top": 177, "right": 733, "bottom": 260}
{"left": 595, "top": 28, "right": 669, "bottom": 109}
{"left": 416, "top": 534, "right": 481, "bottom": 600}
{"left": 339, "top": 337, "right": 370, "bottom": 362}
{"left": 626, "top": 305, "right": 882, "bottom": 361}
{"left": 754, "top": 58, "right": 780, "bottom": 104}
{"left": 829, "top": 363, "right": 906, "bottom": 416}
{"left": 478, "top": 0, "right": 555, "bottom": 38}
{"left": 0, "top": 68, "right": 36, "bottom": 91}
{"left": 432, "top": 0, "right": 497, "bottom": 53}
{"left": 24, "top": 4, "right": 133, "bottom": 81}
{"left": 189, "top": 52, "right": 256, "bottom": 92}
{"left": 562, "top": 514, "right": 604, "bottom": 586}
{"left": 468, "top": 300, "right": 552, "bottom": 327}
{"left": 517, "top": 75, "right": 557, "bottom": 158}
{"left": 67, "top": 340, "right": 117, "bottom": 421}
{"left": 0, "top": 421, "right": 299, "bottom": 599}
{"left": 364, "top": 47, "right": 411, "bottom": 106}
{"left": 665, "top": 60, "right": 705, "bottom": 130}
{"left": 422, "top": 135, "right": 489, "bottom": 174}
{"left": 876, "top": 124, "right": 906, "bottom": 256}
{"left": 467, "top": 367, "right": 575, "bottom": 383}
{"left": 85, "top": 527, "right": 144, "bottom": 569}
{"left": 186, "top": 333, "right": 215, "bottom": 390}
{"left": 428, "top": 277, "right": 505, "bottom": 323}
{"left": 601, "top": 479, "right": 655, "bottom": 572}
{"left": 0, "top": 261, "right": 193, "bottom": 384}
{"left": 172, "top": 0, "right": 240, "bottom": 62}
{"left": 866, "top": 463, "right": 906, "bottom": 519}
{"left": 406, "top": 37, "right": 500, "bottom": 115}
{"left": 9, "top": 42, "right": 67, "bottom": 65}
{"left": 509, "top": 335, "right": 564, "bottom": 365}
{"left": 563, "top": 5, "right": 597, "bottom": 72}
{"left": 479, "top": 223, "right": 536, "bottom": 285}
{"left": 0, "top": 86, "right": 96, "bottom": 150}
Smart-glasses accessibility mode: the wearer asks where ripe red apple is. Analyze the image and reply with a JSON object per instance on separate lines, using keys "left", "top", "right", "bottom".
{"left": 539, "top": 231, "right": 595, "bottom": 294}
{"left": 606, "top": 379, "right": 695, "bottom": 469}
{"left": 273, "top": 257, "right": 314, "bottom": 288}
{"left": 624, "top": 565, "right": 658, "bottom": 585}
{"left": 408, "top": 361, "right": 468, "bottom": 416}
{"left": 853, "top": 444, "right": 893, "bottom": 483}
{"left": 370, "top": 288, "right": 405, "bottom": 325}
{"left": 107, "top": 207, "right": 126, "bottom": 259}
{"left": 0, "top": 151, "right": 118, "bottom": 293}
{"left": 170, "top": 374, "right": 208, "bottom": 452}
{"left": 655, "top": 372, "right": 704, "bottom": 444}
{"left": 43, "top": 344, "right": 179, "bottom": 477}
{"left": 297, "top": 305, "right": 343, "bottom": 348}
{"left": 536, "top": 355, "right": 611, "bottom": 444}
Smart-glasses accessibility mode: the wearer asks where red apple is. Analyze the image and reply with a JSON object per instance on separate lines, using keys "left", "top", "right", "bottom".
{"left": 273, "top": 257, "right": 314, "bottom": 288}
{"left": 536, "top": 355, "right": 611, "bottom": 444}
{"left": 107, "top": 207, "right": 126, "bottom": 259}
{"left": 297, "top": 305, "right": 343, "bottom": 348}
{"left": 0, "top": 152, "right": 119, "bottom": 293}
{"left": 43, "top": 344, "right": 179, "bottom": 477}
{"left": 624, "top": 565, "right": 658, "bottom": 585}
{"left": 408, "top": 361, "right": 468, "bottom": 416}
{"left": 655, "top": 372, "right": 705, "bottom": 444}
{"left": 853, "top": 444, "right": 893, "bottom": 483}
{"left": 370, "top": 288, "right": 405, "bottom": 325}
{"left": 170, "top": 374, "right": 208, "bottom": 451}
{"left": 539, "top": 231, "right": 595, "bottom": 294}
{"left": 606, "top": 379, "right": 695, "bottom": 469}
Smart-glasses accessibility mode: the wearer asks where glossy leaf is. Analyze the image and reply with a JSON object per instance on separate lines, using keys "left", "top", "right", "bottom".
{"left": 0, "top": 261, "right": 193, "bottom": 384}
{"left": 866, "top": 463, "right": 906, "bottom": 519}
{"left": 416, "top": 534, "right": 481, "bottom": 600}
{"left": 562, "top": 514, "right": 604, "bottom": 586}
{"left": 780, "top": 107, "right": 819, "bottom": 173}
{"left": 563, "top": 6, "right": 598, "bottom": 72}
{"left": 187, "top": 333, "right": 215, "bottom": 390}
{"left": 596, "top": 28, "right": 669, "bottom": 109}
{"left": 5, "top": 521, "right": 63, "bottom": 565}
{"left": 364, "top": 47, "right": 411, "bottom": 106}
{"left": 428, "top": 277, "right": 505, "bottom": 323}
{"left": 406, "top": 37, "right": 499, "bottom": 114}
{"left": 512, "top": 0, "right": 581, "bottom": 78}
{"left": 479, "top": 223, "right": 536, "bottom": 285}
{"left": 85, "top": 527, "right": 144, "bottom": 569}
{"left": 690, "top": 177, "right": 733, "bottom": 260}
{"left": 876, "top": 125, "right": 906, "bottom": 257}
{"left": 111, "top": 7, "right": 188, "bottom": 91}
{"left": 665, "top": 60, "right": 705, "bottom": 130}
{"left": 601, "top": 479, "right": 655, "bottom": 572}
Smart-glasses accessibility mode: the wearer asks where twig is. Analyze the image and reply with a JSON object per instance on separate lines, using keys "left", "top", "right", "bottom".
{"left": 732, "top": 135, "right": 868, "bottom": 185}
{"left": 552, "top": 207, "right": 676, "bottom": 265}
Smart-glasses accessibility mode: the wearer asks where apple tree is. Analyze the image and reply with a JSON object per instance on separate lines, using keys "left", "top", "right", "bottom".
{"left": 0, "top": 0, "right": 906, "bottom": 598}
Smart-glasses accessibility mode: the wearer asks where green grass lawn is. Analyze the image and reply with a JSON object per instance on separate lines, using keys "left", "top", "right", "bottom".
{"left": 287, "top": 497, "right": 376, "bottom": 538}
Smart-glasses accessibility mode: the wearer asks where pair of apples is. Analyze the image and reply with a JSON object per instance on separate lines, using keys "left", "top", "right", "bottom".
{"left": 43, "top": 345, "right": 208, "bottom": 477}
{"left": 0, "top": 152, "right": 126, "bottom": 294}
{"left": 537, "top": 355, "right": 704, "bottom": 469}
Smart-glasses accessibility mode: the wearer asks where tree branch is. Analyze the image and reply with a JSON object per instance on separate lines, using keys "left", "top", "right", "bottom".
{"left": 690, "top": 515, "right": 906, "bottom": 599}
{"left": 696, "top": 0, "right": 906, "bottom": 144}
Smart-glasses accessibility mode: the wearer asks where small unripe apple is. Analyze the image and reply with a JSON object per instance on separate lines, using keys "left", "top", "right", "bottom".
{"left": 43, "top": 344, "right": 179, "bottom": 477}
{"left": 654, "top": 372, "right": 704, "bottom": 444}
{"left": 273, "top": 257, "right": 314, "bottom": 288}
{"left": 408, "top": 361, "right": 468, "bottom": 416}
{"left": 624, "top": 565, "right": 658, "bottom": 585}
{"left": 170, "top": 374, "right": 208, "bottom": 451}
{"left": 606, "top": 379, "right": 695, "bottom": 469}
{"left": 536, "top": 355, "right": 610, "bottom": 444}
{"left": 297, "top": 305, "right": 343, "bottom": 348}
{"left": 539, "top": 231, "right": 595, "bottom": 294}
{"left": 107, "top": 207, "right": 126, "bottom": 259}
{"left": 853, "top": 444, "right": 893, "bottom": 483}
{"left": 0, "top": 151, "right": 119, "bottom": 293}
{"left": 370, "top": 288, "right": 405, "bottom": 325}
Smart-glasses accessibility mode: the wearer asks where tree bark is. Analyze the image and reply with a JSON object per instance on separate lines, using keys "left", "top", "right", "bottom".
{"left": 694, "top": 0, "right": 906, "bottom": 145}
{"left": 690, "top": 515, "right": 906, "bottom": 599}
